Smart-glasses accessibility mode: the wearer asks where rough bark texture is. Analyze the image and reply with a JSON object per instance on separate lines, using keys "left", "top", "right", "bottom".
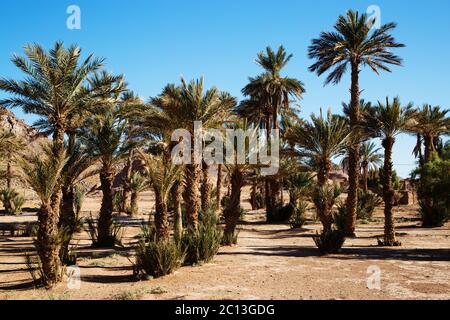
{"left": 362, "top": 161, "right": 369, "bottom": 193}
{"left": 129, "top": 191, "right": 139, "bottom": 216}
{"left": 223, "top": 169, "right": 243, "bottom": 244}
{"left": 344, "top": 61, "right": 361, "bottom": 237}
{"left": 37, "top": 123, "right": 65, "bottom": 286}
{"left": 184, "top": 163, "right": 201, "bottom": 229}
{"left": 423, "top": 135, "right": 434, "bottom": 164}
{"left": 59, "top": 185, "right": 76, "bottom": 262}
{"left": 250, "top": 178, "right": 257, "bottom": 210}
{"left": 171, "top": 181, "right": 183, "bottom": 240}
{"left": 97, "top": 165, "right": 115, "bottom": 247}
{"left": 201, "top": 161, "right": 212, "bottom": 213}
{"left": 382, "top": 137, "right": 398, "bottom": 246}
{"left": 122, "top": 151, "right": 133, "bottom": 214}
{"left": 36, "top": 202, "right": 62, "bottom": 287}
{"left": 316, "top": 162, "right": 333, "bottom": 234}
{"left": 154, "top": 191, "right": 170, "bottom": 240}
{"left": 216, "top": 164, "right": 223, "bottom": 210}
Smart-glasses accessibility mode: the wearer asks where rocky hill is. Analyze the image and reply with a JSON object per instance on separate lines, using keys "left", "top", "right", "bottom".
{"left": 0, "top": 106, "right": 42, "bottom": 143}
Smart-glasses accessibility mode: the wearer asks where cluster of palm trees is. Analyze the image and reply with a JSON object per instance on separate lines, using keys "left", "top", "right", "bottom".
{"left": 0, "top": 10, "right": 448, "bottom": 287}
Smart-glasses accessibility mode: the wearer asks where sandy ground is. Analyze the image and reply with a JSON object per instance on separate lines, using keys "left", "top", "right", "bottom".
{"left": 0, "top": 190, "right": 449, "bottom": 300}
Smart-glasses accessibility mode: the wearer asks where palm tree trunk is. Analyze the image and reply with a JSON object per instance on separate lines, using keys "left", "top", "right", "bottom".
{"left": 223, "top": 168, "right": 243, "bottom": 244}
{"left": 183, "top": 163, "right": 200, "bottom": 229}
{"left": 97, "top": 164, "right": 115, "bottom": 247}
{"left": 37, "top": 202, "right": 62, "bottom": 287}
{"left": 122, "top": 150, "right": 133, "bottom": 214}
{"left": 216, "top": 164, "right": 223, "bottom": 210}
{"left": 265, "top": 116, "right": 274, "bottom": 222}
{"left": 317, "top": 163, "right": 333, "bottom": 233}
{"left": 382, "top": 137, "right": 397, "bottom": 246}
{"left": 250, "top": 177, "right": 257, "bottom": 210}
{"left": 423, "top": 135, "right": 434, "bottom": 163}
{"left": 201, "top": 161, "right": 212, "bottom": 213}
{"left": 362, "top": 162, "right": 369, "bottom": 193}
{"left": 154, "top": 191, "right": 170, "bottom": 240}
{"left": 129, "top": 190, "right": 139, "bottom": 216}
{"left": 60, "top": 184, "right": 76, "bottom": 263}
{"left": 279, "top": 178, "right": 284, "bottom": 205}
{"left": 6, "top": 161, "right": 12, "bottom": 189}
{"left": 171, "top": 180, "right": 183, "bottom": 240}
{"left": 345, "top": 61, "right": 361, "bottom": 237}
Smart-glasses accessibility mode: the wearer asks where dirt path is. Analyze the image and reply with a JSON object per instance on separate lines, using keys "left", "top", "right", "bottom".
{"left": 0, "top": 208, "right": 449, "bottom": 300}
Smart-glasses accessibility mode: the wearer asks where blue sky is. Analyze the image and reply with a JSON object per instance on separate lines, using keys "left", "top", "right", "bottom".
{"left": 1, "top": 0, "right": 449, "bottom": 177}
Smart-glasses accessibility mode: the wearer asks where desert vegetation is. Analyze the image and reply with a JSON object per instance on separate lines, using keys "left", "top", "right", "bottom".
{"left": 0, "top": 9, "right": 449, "bottom": 299}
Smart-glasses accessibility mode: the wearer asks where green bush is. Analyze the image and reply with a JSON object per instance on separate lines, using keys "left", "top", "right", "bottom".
{"left": 415, "top": 155, "right": 450, "bottom": 227}
{"left": 181, "top": 210, "right": 222, "bottom": 265}
{"left": 135, "top": 236, "right": 184, "bottom": 279}
{"left": 313, "top": 229, "right": 346, "bottom": 255}
{"left": 357, "top": 190, "right": 382, "bottom": 220}
{"left": 221, "top": 229, "right": 239, "bottom": 246}
{"left": 0, "top": 188, "right": 24, "bottom": 215}
{"left": 289, "top": 201, "right": 308, "bottom": 229}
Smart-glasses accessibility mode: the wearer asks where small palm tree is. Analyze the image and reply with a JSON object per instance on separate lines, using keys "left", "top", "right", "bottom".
{"left": 222, "top": 120, "right": 257, "bottom": 245}
{"left": 360, "top": 142, "right": 383, "bottom": 192}
{"left": 408, "top": 105, "right": 450, "bottom": 163}
{"left": 242, "top": 46, "right": 305, "bottom": 221}
{"left": 140, "top": 152, "right": 183, "bottom": 240}
{"left": 19, "top": 144, "right": 67, "bottom": 287}
{"left": 0, "top": 130, "right": 25, "bottom": 189}
{"left": 309, "top": 10, "right": 404, "bottom": 236}
{"left": 80, "top": 82, "right": 128, "bottom": 247}
{"left": 286, "top": 110, "right": 351, "bottom": 233}
{"left": 128, "top": 172, "right": 148, "bottom": 216}
{"left": 364, "top": 97, "right": 415, "bottom": 246}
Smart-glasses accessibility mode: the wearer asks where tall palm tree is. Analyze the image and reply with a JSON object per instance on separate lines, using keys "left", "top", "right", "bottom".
{"left": 286, "top": 109, "right": 351, "bottom": 233}
{"left": 308, "top": 10, "right": 404, "bottom": 236}
{"left": 242, "top": 46, "right": 305, "bottom": 221}
{"left": 80, "top": 78, "right": 128, "bottom": 247}
{"left": 139, "top": 152, "right": 183, "bottom": 240}
{"left": 408, "top": 105, "right": 450, "bottom": 163}
{"left": 0, "top": 42, "right": 103, "bottom": 282}
{"left": 144, "top": 78, "right": 235, "bottom": 229}
{"left": 19, "top": 144, "right": 66, "bottom": 287}
{"left": 364, "top": 97, "right": 414, "bottom": 246}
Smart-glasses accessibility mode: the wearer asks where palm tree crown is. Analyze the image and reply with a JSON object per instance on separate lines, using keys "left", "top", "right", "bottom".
{"left": 308, "top": 10, "right": 404, "bottom": 84}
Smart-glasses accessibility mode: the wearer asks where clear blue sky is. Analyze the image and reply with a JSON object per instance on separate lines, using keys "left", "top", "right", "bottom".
{"left": 1, "top": 0, "right": 449, "bottom": 177}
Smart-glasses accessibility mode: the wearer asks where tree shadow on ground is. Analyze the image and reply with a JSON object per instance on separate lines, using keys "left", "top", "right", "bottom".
{"left": 219, "top": 244, "right": 450, "bottom": 262}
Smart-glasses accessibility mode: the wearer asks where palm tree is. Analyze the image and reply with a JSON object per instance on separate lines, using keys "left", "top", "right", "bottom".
{"left": 140, "top": 152, "right": 182, "bottom": 240}
{"left": 0, "top": 130, "right": 25, "bottom": 189}
{"left": 19, "top": 144, "right": 66, "bottom": 287}
{"left": 59, "top": 138, "right": 93, "bottom": 261}
{"left": 408, "top": 105, "right": 450, "bottom": 163}
{"left": 364, "top": 97, "right": 414, "bottom": 246}
{"left": 308, "top": 10, "right": 404, "bottom": 236}
{"left": 145, "top": 78, "right": 235, "bottom": 229}
{"left": 286, "top": 110, "right": 351, "bottom": 233}
{"left": 340, "top": 141, "right": 383, "bottom": 192}
{"left": 222, "top": 120, "right": 256, "bottom": 245}
{"left": 80, "top": 79, "right": 128, "bottom": 247}
{"left": 0, "top": 42, "right": 104, "bottom": 278}
{"left": 360, "top": 142, "right": 383, "bottom": 192}
{"left": 128, "top": 172, "right": 148, "bottom": 216}
{"left": 242, "top": 46, "right": 305, "bottom": 221}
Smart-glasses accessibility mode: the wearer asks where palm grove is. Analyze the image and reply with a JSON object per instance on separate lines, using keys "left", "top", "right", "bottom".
{"left": 0, "top": 10, "right": 449, "bottom": 287}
